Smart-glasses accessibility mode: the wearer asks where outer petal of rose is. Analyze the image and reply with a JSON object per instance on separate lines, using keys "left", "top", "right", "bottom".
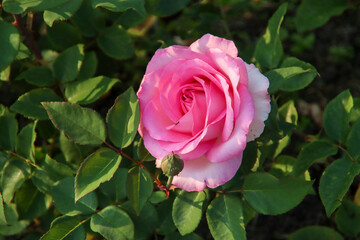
{"left": 171, "top": 154, "right": 242, "bottom": 192}
{"left": 245, "top": 63, "right": 271, "bottom": 142}
{"left": 141, "top": 126, "right": 168, "bottom": 159}
{"left": 190, "top": 33, "right": 238, "bottom": 58}
{"left": 206, "top": 84, "right": 254, "bottom": 163}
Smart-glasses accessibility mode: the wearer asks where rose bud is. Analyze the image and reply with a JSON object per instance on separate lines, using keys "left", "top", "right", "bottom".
{"left": 161, "top": 153, "right": 184, "bottom": 177}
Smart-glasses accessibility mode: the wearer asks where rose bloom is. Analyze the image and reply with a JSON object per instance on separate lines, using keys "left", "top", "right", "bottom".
{"left": 137, "top": 34, "right": 270, "bottom": 191}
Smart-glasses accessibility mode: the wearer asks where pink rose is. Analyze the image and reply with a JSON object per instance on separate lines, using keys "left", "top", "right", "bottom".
{"left": 137, "top": 34, "right": 270, "bottom": 191}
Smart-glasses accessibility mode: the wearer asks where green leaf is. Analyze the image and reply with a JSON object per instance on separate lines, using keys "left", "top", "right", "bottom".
{"left": 2, "top": 0, "right": 69, "bottom": 14}
{"left": 172, "top": 190, "right": 205, "bottom": 236}
{"left": 44, "top": 0, "right": 83, "bottom": 27}
{"left": 126, "top": 167, "right": 153, "bottom": 215}
{"left": 0, "top": 66, "right": 11, "bottom": 81}
{"left": 53, "top": 44, "right": 84, "bottom": 83}
{"left": 270, "top": 155, "right": 297, "bottom": 179}
{"left": 77, "top": 51, "right": 98, "bottom": 80}
{"left": 335, "top": 200, "right": 360, "bottom": 237}
{"left": 0, "top": 110, "right": 18, "bottom": 150}
{"left": 90, "top": 205, "right": 134, "bottom": 240}
{"left": 15, "top": 181, "right": 51, "bottom": 219}
{"left": 92, "top": 0, "right": 146, "bottom": 16}
{"left": 0, "top": 193, "right": 7, "bottom": 225}
{"left": 41, "top": 215, "right": 86, "bottom": 240}
{"left": 51, "top": 177, "right": 98, "bottom": 216}
{"left": 100, "top": 168, "right": 128, "bottom": 203}
{"left": 278, "top": 100, "right": 298, "bottom": 125}
{"left": 350, "top": 97, "right": 360, "bottom": 123}
{"left": 135, "top": 137, "right": 155, "bottom": 162}
{"left": 16, "top": 66, "right": 55, "bottom": 87}
{"left": 47, "top": 22, "right": 83, "bottom": 51}
{"left": 156, "top": 197, "right": 176, "bottom": 235}
{"left": 1, "top": 159, "right": 30, "bottom": 204}
{"left": 97, "top": 25, "right": 134, "bottom": 60}
{"left": 206, "top": 195, "right": 246, "bottom": 240}
{"left": 146, "top": 0, "right": 190, "bottom": 17}
{"left": 319, "top": 157, "right": 360, "bottom": 216}
{"left": 254, "top": 3, "right": 287, "bottom": 69}
{"left": 75, "top": 148, "right": 122, "bottom": 201}
{"left": 292, "top": 140, "right": 338, "bottom": 176}
{"left": 288, "top": 226, "right": 344, "bottom": 240}
{"left": 59, "top": 132, "right": 83, "bottom": 166}
{"left": 71, "top": 0, "right": 103, "bottom": 37}
{"left": 346, "top": 119, "right": 360, "bottom": 160}
{"left": 0, "top": 20, "right": 20, "bottom": 71}
{"left": 323, "top": 90, "right": 353, "bottom": 143}
{"left": 149, "top": 191, "right": 167, "bottom": 204}
{"left": 41, "top": 154, "right": 74, "bottom": 181}
{"left": 164, "top": 232, "right": 203, "bottom": 240}
{"left": 16, "top": 122, "right": 37, "bottom": 163}
{"left": 65, "top": 76, "right": 119, "bottom": 105}
{"left": 42, "top": 101, "right": 106, "bottom": 145}
{"left": 10, "top": 88, "right": 62, "bottom": 120}
{"left": 106, "top": 88, "right": 140, "bottom": 148}
{"left": 243, "top": 172, "right": 313, "bottom": 215}
{"left": 31, "top": 168, "right": 56, "bottom": 194}
{"left": 295, "top": 0, "right": 349, "bottom": 32}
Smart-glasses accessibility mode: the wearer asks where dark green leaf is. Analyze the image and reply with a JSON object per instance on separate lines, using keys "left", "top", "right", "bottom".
{"left": 126, "top": 167, "right": 153, "bottom": 214}
{"left": 97, "top": 25, "right": 134, "bottom": 60}
{"left": 92, "top": 0, "right": 146, "bottom": 16}
{"left": 346, "top": 119, "right": 360, "bottom": 160}
{"left": 254, "top": 3, "right": 287, "bottom": 68}
{"left": 335, "top": 200, "right": 360, "bottom": 237}
{"left": 288, "top": 226, "right": 344, "bottom": 240}
{"left": 41, "top": 215, "right": 86, "bottom": 240}
{"left": 100, "top": 168, "right": 128, "bottom": 203}
{"left": 106, "top": 88, "right": 140, "bottom": 148}
{"left": 278, "top": 100, "right": 298, "bottom": 124}
{"left": 42, "top": 102, "right": 106, "bottom": 145}
{"left": 47, "top": 22, "right": 83, "bottom": 51}
{"left": 243, "top": 172, "right": 313, "bottom": 215}
{"left": 172, "top": 190, "right": 205, "bottom": 236}
{"left": 350, "top": 98, "right": 360, "bottom": 123}
{"left": 319, "top": 157, "right": 360, "bottom": 216}
{"left": 149, "top": 191, "right": 167, "bottom": 204}
{"left": 10, "top": 88, "right": 62, "bottom": 120}
{"left": 2, "top": 0, "right": 69, "bottom": 14}
{"left": 65, "top": 76, "right": 119, "bottom": 105}
{"left": 135, "top": 137, "right": 155, "bottom": 162}
{"left": 295, "top": 0, "right": 349, "bottom": 32}
{"left": 59, "top": 132, "right": 83, "bottom": 166}
{"left": 0, "top": 204, "right": 28, "bottom": 236}
{"left": 16, "top": 122, "right": 37, "bottom": 163}
{"left": 292, "top": 140, "right": 338, "bottom": 176}
{"left": 0, "top": 20, "right": 20, "bottom": 71}
{"left": 323, "top": 90, "right": 353, "bottom": 143}
{"left": 146, "top": 0, "right": 190, "bottom": 17}
{"left": 77, "top": 51, "right": 98, "bottom": 80}
{"left": 90, "top": 205, "right": 134, "bottom": 240}
{"left": 164, "top": 232, "right": 203, "bottom": 240}
{"left": 16, "top": 66, "right": 55, "bottom": 87}
{"left": 53, "top": 44, "right": 84, "bottom": 83}
{"left": 206, "top": 195, "right": 246, "bottom": 240}
{"left": 42, "top": 154, "right": 74, "bottom": 181}
{"left": 51, "top": 177, "right": 98, "bottom": 216}
{"left": 156, "top": 197, "right": 176, "bottom": 235}
{"left": 0, "top": 193, "right": 7, "bottom": 225}
{"left": 75, "top": 148, "right": 122, "bottom": 201}
{"left": 44, "top": 0, "right": 83, "bottom": 27}
{"left": 31, "top": 168, "right": 56, "bottom": 194}
{"left": 0, "top": 110, "right": 18, "bottom": 150}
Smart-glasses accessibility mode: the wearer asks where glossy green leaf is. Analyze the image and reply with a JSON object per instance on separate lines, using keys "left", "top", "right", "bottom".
{"left": 323, "top": 90, "right": 353, "bottom": 143}
{"left": 288, "top": 226, "right": 344, "bottom": 240}
{"left": 0, "top": 193, "right": 7, "bottom": 225}
{"left": 59, "top": 132, "right": 83, "bottom": 166}
{"left": 269, "top": 155, "right": 297, "bottom": 179}
{"left": 10, "top": 88, "right": 62, "bottom": 120}
{"left": 44, "top": 0, "right": 83, "bottom": 27}
{"left": 97, "top": 25, "right": 134, "bottom": 60}
{"left": 41, "top": 154, "right": 74, "bottom": 181}
{"left": 172, "top": 190, "right": 206, "bottom": 236}
{"left": 51, "top": 177, "right": 98, "bottom": 216}
{"left": 206, "top": 195, "right": 246, "bottom": 240}
{"left": 335, "top": 200, "right": 360, "bottom": 237}
{"left": 16, "top": 66, "right": 55, "bottom": 87}
{"left": 31, "top": 168, "right": 56, "bottom": 194}
{"left": 146, "top": 0, "right": 190, "bottom": 17}
{"left": 106, "top": 88, "right": 140, "bottom": 148}
{"left": 16, "top": 122, "right": 37, "bottom": 163}
{"left": 126, "top": 167, "right": 153, "bottom": 214}
{"left": 1, "top": 159, "right": 30, "bottom": 204}
{"left": 292, "top": 140, "right": 338, "bottom": 176}
{"left": 77, "top": 51, "right": 98, "bottom": 80}
{"left": 100, "top": 168, "right": 128, "bottom": 203}
{"left": 65, "top": 76, "right": 119, "bottom": 105}
{"left": 346, "top": 119, "right": 360, "bottom": 160}
{"left": 0, "top": 20, "right": 20, "bottom": 71}
{"left": 41, "top": 215, "right": 86, "bottom": 240}
{"left": 2, "top": 0, "right": 69, "bottom": 14}
{"left": 254, "top": 3, "right": 287, "bottom": 68}
{"left": 42, "top": 102, "right": 106, "bottom": 145}
{"left": 295, "top": 0, "right": 349, "bottom": 32}
{"left": 0, "top": 110, "right": 18, "bottom": 150}
{"left": 0, "top": 204, "right": 29, "bottom": 236}
{"left": 90, "top": 205, "right": 134, "bottom": 240}
{"left": 92, "top": 0, "right": 146, "bottom": 16}
{"left": 135, "top": 137, "right": 155, "bottom": 161}
{"left": 243, "top": 172, "right": 313, "bottom": 215}
{"left": 149, "top": 191, "right": 167, "bottom": 204}
{"left": 75, "top": 148, "right": 121, "bottom": 201}
{"left": 53, "top": 44, "right": 84, "bottom": 83}
{"left": 319, "top": 157, "right": 360, "bottom": 216}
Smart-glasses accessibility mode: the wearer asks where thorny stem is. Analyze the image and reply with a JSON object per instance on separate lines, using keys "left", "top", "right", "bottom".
{"left": 12, "top": 14, "right": 43, "bottom": 65}
{"left": 104, "top": 141, "right": 169, "bottom": 197}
